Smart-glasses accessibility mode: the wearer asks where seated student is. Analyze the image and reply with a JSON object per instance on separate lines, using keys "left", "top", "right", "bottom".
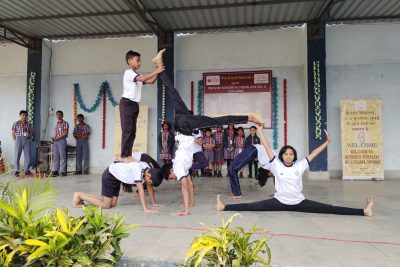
{"left": 72, "top": 157, "right": 163, "bottom": 212}
{"left": 217, "top": 124, "right": 374, "bottom": 217}
{"left": 155, "top": 50, "right": 262, "bottom": 216}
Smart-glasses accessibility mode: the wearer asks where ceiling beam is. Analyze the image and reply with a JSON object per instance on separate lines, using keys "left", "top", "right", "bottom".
{"left": 330, "top": 14, "right": 400, "bottom": 23}
{"left": 0, "top": 10, "right": 136, "bottom": 23}
{"left": 122, "top": 0, "right": 163, "bottom": 35}
{"left": 146, "top": 0, "right": 323, "bottom": 13}
{"left": 41, "top": 30, "right": 153, "bottom": 39}
{"left": 317, "top": 0, "right": 343, "bottom": 24}
{"left": 173, "top": 20, "right": 307, "bottom": 32}
{"left": 0, "top": 23, "right": 38, "bottom": 49}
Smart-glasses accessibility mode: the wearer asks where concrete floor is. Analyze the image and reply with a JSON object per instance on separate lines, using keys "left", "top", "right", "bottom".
{"left": 11, "top": 174, "right": 400, "bottom": 266}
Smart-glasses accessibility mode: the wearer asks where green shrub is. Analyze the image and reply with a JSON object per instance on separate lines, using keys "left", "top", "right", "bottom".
{"left": 183, "top": 214, "right": 272, "bottom": 267}
{"left": 0, "top": 179, "right": 137, "bottom": 266}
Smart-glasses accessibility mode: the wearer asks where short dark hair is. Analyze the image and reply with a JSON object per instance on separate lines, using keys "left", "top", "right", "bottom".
{"left": 162, "top": 121, "right": 171, "bottom": 129}
{"left": 56, "top": 110, "right": 63, "bottom": 116}
{"left": 237, "top": 127, "right": 244, "bottom": 132}
{"left": 278, "top": 145, "right": 297, "bottom": 163}
{"left": 205, "top": 128, "right": 212, "bottom": 133}
{"left": 19, "top": 110, "right": 27, "bottom": 116}
{"left": 161, "top": 162, "right": 173, "bottom": 180}
{"left": 250, "top": 126, "right": 256, "bottom": 130}
{"left": 126, "top": 50, "right": 141, "bottom": 64}
{"left": 77, "top": 114, "right": 84, "bottom": 119}
{"left": 256, "top": 168, "right": 272, "bottom": 187}
{"left": 149, "top": 168, "right": 163, "bottom": 187}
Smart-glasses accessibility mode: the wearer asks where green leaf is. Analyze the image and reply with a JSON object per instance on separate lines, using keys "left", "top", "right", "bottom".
{"left": 57, "top": 209, "right": 70, "bottom": 234}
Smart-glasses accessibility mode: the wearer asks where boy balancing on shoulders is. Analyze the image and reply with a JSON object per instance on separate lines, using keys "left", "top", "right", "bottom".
{"left": 72, "top": 157, "right": 163, "bottom": 213}
{"left": 154, "top": 49, "right": 263, "bottom": 216}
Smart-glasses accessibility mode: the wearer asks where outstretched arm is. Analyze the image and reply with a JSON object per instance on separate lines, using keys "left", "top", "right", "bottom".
{"left": 135, "top": 65, "right": 165, "bottom": 83}
{"left": 257, "top": 123, "right": 274, "bottom": 160}
{"left": 136, "top": 182, "right": 158, "bottom": 213}
{"left": 307, "top": 129, "right": 331, "bottom": 162}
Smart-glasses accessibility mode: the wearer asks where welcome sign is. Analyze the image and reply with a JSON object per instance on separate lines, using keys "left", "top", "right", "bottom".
{"left": 340, "top": 99, "right": 384, "bottom": 180}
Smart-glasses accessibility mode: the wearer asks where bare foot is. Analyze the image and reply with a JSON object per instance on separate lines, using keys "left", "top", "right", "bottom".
{"left": 179, "top": 203, "right": 194, "bottom": 208}
{"left": 363, "top": 197, "right": 373, "bottom": 217}
{"left": 248, "top": 113, "right": 263, "bottom": 125}
{"left": 216, "top": 194, "right": 225, "bottom": 211}
{"left": 171, "top": 210, "right": 189, "bottom": 216}
{"left": 72, "top": 192, "right": 83, "bottom": 208}
{"left": 152, "top": 48, "right": 166, "bottom": 66}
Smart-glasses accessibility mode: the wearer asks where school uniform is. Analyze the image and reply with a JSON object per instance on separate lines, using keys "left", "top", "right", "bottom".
{"left": 12, "top": 120, "right": 34, "bottom": 173}
{"left": 213, "top": 131, "right": 224, "bottom": 164}
{"left": 102, "top": 161, "right": 149, "bottom": 198}
{"left": 158, "top": 130, "right": 174, "bottom": 160}
{"left": 53, "top": 120, "right": 69, "bottom": 174}
{"left": 159, "top": 72, "right": 248, "bottom": 180}
{"left": 245, "top": 134, "right": 261, "bottom": 177}
{"left": 225, "top": 156, "right": 364, "bottom": 215}
{"left": 228, "top": 144, "right": 271, "bottom": 196}
{"left": 190, "top": 131, "right": 208, "bottom": 174}
{"left": 203, "top": 136, "right": 215, "bottom": 165}
{"left": 120, "top": 69, "right": 142, "bottom": 157}
{"left": 223, "top": 128, "right": 236, "bottom": 167}
{"left": 132, "top": 152, "right": 161, "bottom": 169}
{"left": 73, "top": 122, "right": 90, "bottom": 173}
{"left": 234, "top": 135, "right": 245, "bottom": 158}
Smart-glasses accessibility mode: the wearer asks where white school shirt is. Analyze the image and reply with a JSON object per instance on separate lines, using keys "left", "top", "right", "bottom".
{"left": 109, "top": 161, "right": 149, "bottom": 184}
{"left": 173, "top": 133, "right": 195, "bottom": 180}
{"left": 253, "top": 144, "right": 271, "bottom": 170}
{"left": 269, "top": 156, "right": 310, "bottom": 205}
{"left": 192, "top": 130, "right": 203, "bottom": 153}
{"left": 122, "top": 69, "right": 143, "bottom": 102}
{"left": 132, "top": 152, "right": 142, "bottom": 161}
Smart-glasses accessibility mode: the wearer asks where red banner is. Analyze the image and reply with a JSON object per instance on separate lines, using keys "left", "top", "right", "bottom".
{"left": 203, "top": 70, "right": 272, "bottom": 94}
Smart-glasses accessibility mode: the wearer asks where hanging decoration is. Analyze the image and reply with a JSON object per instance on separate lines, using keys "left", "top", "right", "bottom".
{"left": 102, "top": 88, "right": 106, "bottom": 149}
{"left": 283, "top": 79, "right": 288, "bottom": 146}
{"left": 27, "top": 72, "right": 36, "bottom": 125}
{"left": 73, "top": 81, "right": 118, "bottom": 113}
{"left": 197, "top": 80, "right": 203, "bottom": 115}
{"left": 272, "top": 77, "right": 279, "bottom": 150}
{"left": 190, "top": 81, "right": 194, "bottom": 112}
{"left": 73, "top": 89, "right": 77, "bottom": 127}
{"left": 313, "top": 61, "right": 322, "bottom": 140}
{"left": 161, "top": 84, "right": 166, "bottom": 125}
{"left": 73, "top": 81, "right": 118, "bottom": 149}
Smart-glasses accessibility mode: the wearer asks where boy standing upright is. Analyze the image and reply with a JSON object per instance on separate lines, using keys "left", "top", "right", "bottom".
{"left": 12, "top": 110, "right": 34, "bottom": 176}
{"left": 245, "top": 126, "right": 261, "bottom": 178}
{"left": 120, "top": 50, "right": 165, "bottom": 159}
{"left": 73, "top": 114, "right": 90, "bottom": 175}
{"left": 52, "top": 110, "right": 69, "bottom": 177}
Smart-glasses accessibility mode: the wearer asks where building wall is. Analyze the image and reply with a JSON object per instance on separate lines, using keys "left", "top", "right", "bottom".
{"left": 0, "top": 43, "right": 27, "bottom": 167}
{"left": 326, "top": 23, "right": 400, "bottom": 178}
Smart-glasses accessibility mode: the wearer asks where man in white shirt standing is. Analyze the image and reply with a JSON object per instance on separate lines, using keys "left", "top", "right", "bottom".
{"left": 120, "top": 50, "right": 165, "bottom": 159}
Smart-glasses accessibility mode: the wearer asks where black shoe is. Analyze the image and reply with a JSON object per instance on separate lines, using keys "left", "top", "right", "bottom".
{"left": 51, "top": 171, "right": 59, "bottom": 177}
{"left": 83, "top": 171, "right": 89, "bottom": 175}
{"left": 247, "top": 175, "right": 253, "bottom": 178}
{"left": 60, "top": 172, "right": 67, "bottom": 177}
{"left": 25, "top": 171, "right": 33, "bottom": 176}
{"left": 15, "top": 171, "right": 20, "bottom": 177}
{"left": 73, "top": 171, "right": 82, "bottom": 175}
